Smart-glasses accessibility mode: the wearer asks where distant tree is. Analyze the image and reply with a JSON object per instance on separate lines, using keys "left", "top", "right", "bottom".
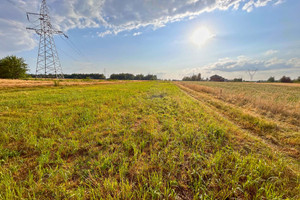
{"left": 197, "top": 73, "right": 201, "bottom": 81}
{"left": 182, "top": 73, "right": 201, "bottom": 81}
{"left": 143, "top": 74, "right": 157, "bottom": 80}
{"left": 267, "top": 77, "right": 275, "bottom": 82}
{"left": 109, "top": 73, "right": 157, "bottom": 80}
{"left": 30, "top": 73, "right": 106, "bottom": 79}
{"left": 0, "top": 56, "right": 28, "bottom": 79}
{"left": 182, "top": 76, "right": 191, "bottom": 81}
{"left": 279, "top": 76, "right": 292, "bottom": 83}
{"left": 110, "top": 73, "right": 135, "bottom": 80}
{"left": 191, "top": 75, "right": 197, "bottom": 81}
{"left": 64, "top": 73, "right": 106, "bottom": 79}
{"left": 135, "top": 74, "right": 144, "bottom": 80}
{"left": 233, "top": 78, "right": 243, "bottom": 82}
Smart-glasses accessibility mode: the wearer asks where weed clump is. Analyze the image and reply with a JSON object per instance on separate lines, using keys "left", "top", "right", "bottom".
{"left": 53, "top": 80, "right": 60, "bottom": 86}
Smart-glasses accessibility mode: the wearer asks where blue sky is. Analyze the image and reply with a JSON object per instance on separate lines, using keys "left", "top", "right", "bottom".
{"left": 0, "top": 0, "right": 299, "bottom": 80}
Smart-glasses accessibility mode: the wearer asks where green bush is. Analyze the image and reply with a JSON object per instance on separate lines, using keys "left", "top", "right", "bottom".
{"left": 53, "top": 80, "right": 60, "bottom": 86}
{"left": 0, "top": 56, "right": 28, "bottom": 79}
{"left": 267, "top": 77, "right": 275, "bottom": 82}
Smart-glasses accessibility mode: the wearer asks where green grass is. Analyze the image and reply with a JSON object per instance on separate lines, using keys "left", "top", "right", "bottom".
{"left": 177, "top": 82, "right": 300, "bottom": 165}
{"left": 0, "top": 81, "right": 299, "bottom": 199}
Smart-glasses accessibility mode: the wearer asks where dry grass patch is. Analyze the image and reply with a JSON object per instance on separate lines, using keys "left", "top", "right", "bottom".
{"left": 178, "top": 81, "right": 300, "bottom": 126}
{"left": 0, "top": 79, "right": 127, "bottom": 88}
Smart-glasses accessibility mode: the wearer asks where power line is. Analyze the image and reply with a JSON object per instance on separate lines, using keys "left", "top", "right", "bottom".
{"left": 68, "top": 38, "right": 86, "bottom": 58}
{"left": 59, "top": 35, "right": 90, "bottom": 62}
{"left": 59, "top": 35, "right": 82, "bottom": 57}
{"left": 56, "top": 45, "right": 79, "bottom": 62}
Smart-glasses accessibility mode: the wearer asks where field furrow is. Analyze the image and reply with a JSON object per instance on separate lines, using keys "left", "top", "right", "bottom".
{"left": 176, "top": 82, "right": 300, "bottom": 172}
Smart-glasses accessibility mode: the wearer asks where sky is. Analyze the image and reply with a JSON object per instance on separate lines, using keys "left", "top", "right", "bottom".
{"left": 0, "top": 0, "right": 299, "bottom": 80}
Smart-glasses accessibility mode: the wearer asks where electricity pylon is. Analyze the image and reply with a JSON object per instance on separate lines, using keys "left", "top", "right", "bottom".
{"left": 26, "top": 0, "right": 68, "bottom": 79}
{"left": 247, "top": 69, "right": 257, "bottom": 81}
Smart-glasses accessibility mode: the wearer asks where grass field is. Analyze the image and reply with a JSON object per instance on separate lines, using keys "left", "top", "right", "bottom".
{"left": 176, "top": 81, "right": 300, "bottom": 168}
{"left": 0, "top": 79, "right": 125, "bottom": 88}
{"left": 178, "top": 81, "right": 300, "bottom": 126}
{"left": 0, "top": 81, "right": 299, "bottom": 199}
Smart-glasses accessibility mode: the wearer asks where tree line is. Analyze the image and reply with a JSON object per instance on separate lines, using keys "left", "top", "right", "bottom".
{"left": 182, "top": 73, "right": 202, "bottom": 81}
{"left": 182, "top": 73, "right": 300, "bottom": 83}
{"left": 267, "top": 76, "right": 300, "bottom": 83}
{"left": 0, "top": 56, "right": 158, "bottom": 80}
{"left": 29, "top": 73, "right": 158, "bottom": 80}
{"left": 110, "top": 73, "right": 157, "bottom": 80}
{"left": 30, "top": 73, "right": 106, "bottom": 79}
{"left": 0, "top": 56, "right": 299, "bottom": 82}
{"left": 63, "top": 73, "right": 106, "bottom": 79}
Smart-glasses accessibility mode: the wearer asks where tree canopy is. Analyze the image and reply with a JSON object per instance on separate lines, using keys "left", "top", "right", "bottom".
{"left": 0, "top": 56, "right": 28, "bottom": 79}
{"left": 280, "top": 76, "right": 292, "bottom": 83}
{"left": 64, "top": 73, "right": 106, "bottom": 79}
{"left": 267, "top": 77, "right": 275, "bottom": 82}
{"left": 182, "top": 73, "right": 202, "bottom": 81}
{"left": 110, "top": 73, "right": 157, "bottom": 80}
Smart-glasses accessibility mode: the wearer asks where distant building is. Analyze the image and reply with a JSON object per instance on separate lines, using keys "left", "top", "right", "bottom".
{"left": 210, "top": 75, "right": 225, "bottom": 82}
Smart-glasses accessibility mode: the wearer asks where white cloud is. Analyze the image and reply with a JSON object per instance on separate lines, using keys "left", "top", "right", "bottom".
{"left": 133, "top": 32, "right": 142, "bottom": 36}
{"left": 203, "top": 56, "right": 299, "bottom": 72}
{"left": 177, "top": 55, "right": 300, "bottom": 81}
{"left": 264, "top": 49, "right": 278, "bottom": 56}
{"left": 287, "top": 58, "right": 300, "bottom": 67}
{"left": 274, "top": 0, "right": 285, "bottom": 6}
{"left": 0, "top": 0, "right": 281, "bottom": 54}
{"left": 242, "top": 0, "right": 273, "bottom": 12}
{"left": 97, "top": 30, "right": 113, "bottom": 38}
{"left": 0, "top": 18, "right": 36, "bottom": 57}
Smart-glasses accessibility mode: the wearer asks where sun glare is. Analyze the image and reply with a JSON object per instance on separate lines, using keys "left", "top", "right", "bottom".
{"left": 191, "top": 26, "right": 214, "bottom": 47}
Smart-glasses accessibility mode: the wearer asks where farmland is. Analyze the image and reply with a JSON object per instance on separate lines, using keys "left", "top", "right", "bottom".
{"left": 177, "top": 81, "right": 300, "bottom": 123}
{"left": 0, "top": 80, "right": 299, "bottom": 199}
{"left": 0, "top": 79, "right": 125, "bottom": 88}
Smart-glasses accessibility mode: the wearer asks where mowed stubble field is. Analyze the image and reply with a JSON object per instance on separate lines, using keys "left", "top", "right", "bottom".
{"left": 0, "top": 80, "right": 299, "bottom": 199}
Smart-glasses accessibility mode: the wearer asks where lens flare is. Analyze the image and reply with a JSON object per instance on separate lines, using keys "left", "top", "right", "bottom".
{"left": 191, "top": 26, "right": 214, "bottom": 46}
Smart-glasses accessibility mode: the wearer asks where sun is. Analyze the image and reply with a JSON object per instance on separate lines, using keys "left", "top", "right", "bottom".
{"left": 190, "top": 26, "right": 214, "bottom": 46}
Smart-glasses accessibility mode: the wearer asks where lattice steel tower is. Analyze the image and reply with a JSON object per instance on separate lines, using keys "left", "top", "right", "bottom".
{"left": 26, "top": 0, "right": 68, "bottom": 79}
